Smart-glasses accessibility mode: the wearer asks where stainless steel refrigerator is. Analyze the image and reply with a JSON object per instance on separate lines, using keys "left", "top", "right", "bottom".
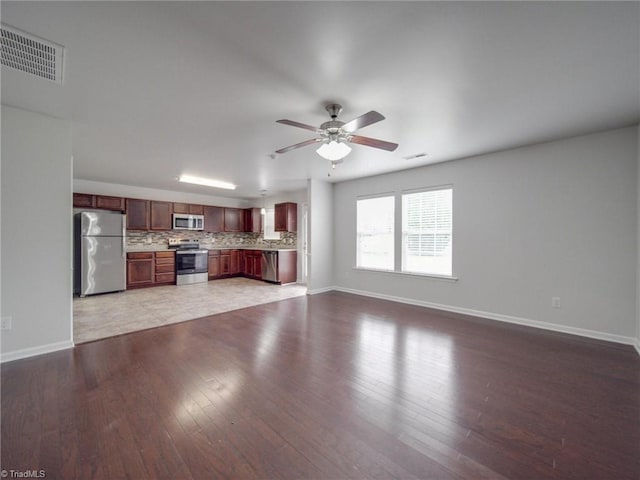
{"left": 74, "top": 211, "right": 127, "bottom": 296}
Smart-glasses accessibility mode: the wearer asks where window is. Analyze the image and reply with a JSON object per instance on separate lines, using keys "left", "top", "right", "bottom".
{"left": 356, "top": 196, "right": 394, "bottom": 270}
{"left": 262, "top": 208, "right": 281, "bottom": 240}
{"left": 402, "top": 188, "right": 452, "bottom": 276}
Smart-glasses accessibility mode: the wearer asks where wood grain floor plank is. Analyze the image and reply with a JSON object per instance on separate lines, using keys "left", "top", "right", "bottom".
{"left": 2, "top": 292, "right": 639, "bottom": 479}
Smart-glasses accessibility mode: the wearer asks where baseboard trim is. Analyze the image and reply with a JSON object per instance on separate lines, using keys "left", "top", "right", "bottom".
{"left": 1, "top": 340, "right": 74, "bottom": 363}
{"left": 333, "top": 286, "right": 638, "bottom": 348}
{"left": 634, "top": 339, "right": 640, "bottom": 356}
{"left": 306, "top": 286, "right": 337, "bottom": 295}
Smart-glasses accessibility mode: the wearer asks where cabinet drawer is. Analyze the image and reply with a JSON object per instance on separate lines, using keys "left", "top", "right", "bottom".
{"left": 127, "top": 252, "right": 153, "bottom": 260}
{"left": 155, "top": 259, "right": 175, "bottom": 267}
{"left": 208, "top": 250, "right": 220, "bottom": 256}
{"left": 155, "top": 273, "right": 175, "bottom": 284}
{"left": 155, "top": 256, "right": 175, "bottom": 265}
{"left": 156, "top": 251, "right": 175, "bottom": 259}
{"left": 155, "top": 263, "right": 174, "bottom": 274}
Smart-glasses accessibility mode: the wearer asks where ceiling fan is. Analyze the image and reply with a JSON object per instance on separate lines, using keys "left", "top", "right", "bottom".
{"left": 275, "top": 104, "right": 398, "bottom": 163}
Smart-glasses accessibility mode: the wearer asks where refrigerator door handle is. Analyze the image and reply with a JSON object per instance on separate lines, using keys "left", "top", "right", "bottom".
{"left": 122, "top": 215, "right": 127, "bottom": 258}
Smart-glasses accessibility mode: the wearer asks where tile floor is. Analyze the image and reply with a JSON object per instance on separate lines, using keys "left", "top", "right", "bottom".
{"left": 73, "top": 277, "right": 307, "bottom": 344}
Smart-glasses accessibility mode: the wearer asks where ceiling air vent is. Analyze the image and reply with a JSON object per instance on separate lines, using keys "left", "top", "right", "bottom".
{"left": 1, "top": 24, "right": 64, "bottom": 84}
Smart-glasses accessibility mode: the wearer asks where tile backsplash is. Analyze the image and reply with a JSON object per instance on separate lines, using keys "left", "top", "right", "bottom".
{"left": 126, "top": 230, "right": 297, "bottom": 249}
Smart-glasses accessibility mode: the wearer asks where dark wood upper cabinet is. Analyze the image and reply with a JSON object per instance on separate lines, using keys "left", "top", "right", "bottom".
{"left": 224, "top": 208, "right": 243, "bottom": 232}
{"left": 73, "top": 193, "right": 95, "bottom": 209}
{"left": 189, "top": 204, "right": 204, "bottom": 215}
{"left": 204, "top": 206, "right": 224, "bottom": 233}
{"left": 244, "top": 208, "right": 262, "bottom": 233}
{"left": 150, "top": 201, "right": 172, "bottom": 230}
{"left": 173, "top": 203, "right": 189, "bottom": 214}
{"left": 173, "top": 203, "right": 204, "bottom": 215}
{"left": 95, "top": 195, "right": 124, "bottom": 211}
{"left": 74, "top": 193, "right": 124, "bottom": 211}
{"left": 274, "top": 202, "right": 297, "bottom": 233}
{"left": 125, "top": 198, "right": 150, "bottom": 230}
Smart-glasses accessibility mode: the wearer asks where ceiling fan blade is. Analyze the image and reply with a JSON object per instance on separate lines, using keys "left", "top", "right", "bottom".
{"left": 275, "top": 138, "right": 322, "bottom": 154}
{"left": 349, "top": 134, "right": 399, "bottom": 152}
{"left": 342, "top": 111, "right": 385, "bottom": 133}
{"left": 276, "top": 119, "right": 321, "bottom": 133}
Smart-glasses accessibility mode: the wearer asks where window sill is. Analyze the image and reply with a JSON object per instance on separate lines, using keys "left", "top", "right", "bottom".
{"left": 352, "top": 267, "right": 459, "bottom": 282}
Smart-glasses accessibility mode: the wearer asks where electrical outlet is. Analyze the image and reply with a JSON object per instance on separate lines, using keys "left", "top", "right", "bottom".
{"left": 551, "top": 297, "right": 561, "bottom": 309}
{"left": 1, "top": 316, "right": 12, "bottom": 330}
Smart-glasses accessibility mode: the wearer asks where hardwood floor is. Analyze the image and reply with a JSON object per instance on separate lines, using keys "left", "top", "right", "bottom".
{"left": 2, "top": 292, "right": 639, "bottom": 479}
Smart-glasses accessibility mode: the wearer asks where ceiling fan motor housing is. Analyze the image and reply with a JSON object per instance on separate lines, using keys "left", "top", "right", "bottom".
{"left": 325, "top": 103, "right": 343, "bottom": 119}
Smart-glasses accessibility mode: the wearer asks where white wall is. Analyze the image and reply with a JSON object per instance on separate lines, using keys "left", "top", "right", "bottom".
{"left": 307, "top": 179, "right": 333, "bottom": 293}
{"left": 333, "top": 126, "right": 638, "bottom": 343}
{"left": 1, "top": 106, "right": 73, "bottom": 362}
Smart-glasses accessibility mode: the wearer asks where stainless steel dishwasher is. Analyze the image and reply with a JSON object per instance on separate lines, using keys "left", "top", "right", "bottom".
{"left": 261, "top": 250, "right": 278, "bottom": 282}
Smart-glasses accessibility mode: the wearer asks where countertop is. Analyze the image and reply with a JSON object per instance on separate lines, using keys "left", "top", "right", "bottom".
{"left": 127, "top": 246, "right": 297, "bottom": 253}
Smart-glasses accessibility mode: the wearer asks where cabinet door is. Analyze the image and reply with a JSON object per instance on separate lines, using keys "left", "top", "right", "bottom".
{"left": 204, "top": 206, "right": 224, "bottom": 233}
{"left": 274, "top": 202, "right": 297, "bottom": 232}
{"left": 253, "top": 255, "right": 262, "bottom": 279}
{"left": 230, "top": 250, "right": 240, "bottom": 274}
{"left": 208, "top": 254, "right": 220, "bottom": 279}
{"left": 73, "top": 193, "right": 95, "bottom": 208}
{"left": 126, "top": 199, "right": 150, "bottom": 230}
{"left": 245, "top": 253, "right": 254, "bottom": 276}
{"left": 244, "top": 208, "right": 262, "bottom": 233}
{"left": 95, "top": 195, "right": 124, "bottom": 211}
{"left": 150, "top": 201, "right": 172, "bottom": 230}
{"left": 224, "top": 208, "right": 242, "bottom": 232}
{"left": 220, "top": 254, "right": 230, "bottom": 274}
{"left": 127, "top": 258, "right": 154, "bottom": 287}
{"left": 189, "top": 204, "right": 204, "bottom": 215}
{"left": 173, "top": 203, "right": 189, "bottom": 214}
{"left": 278, "top": 251, "right": 297, "bottom": 284}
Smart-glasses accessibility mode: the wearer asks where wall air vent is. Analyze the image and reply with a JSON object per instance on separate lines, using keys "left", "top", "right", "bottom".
{"left": 1, "top": 24, "right": 64, "bottom": 84}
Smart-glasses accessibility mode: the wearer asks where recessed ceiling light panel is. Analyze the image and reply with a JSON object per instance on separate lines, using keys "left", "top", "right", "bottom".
{"left": 178, "top": 175, "right": 236, "bottom": 190}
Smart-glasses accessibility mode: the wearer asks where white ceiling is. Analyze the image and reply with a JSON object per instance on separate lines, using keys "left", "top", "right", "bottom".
{"left": 2, "top": 2, "right": 638, "bottom": 200}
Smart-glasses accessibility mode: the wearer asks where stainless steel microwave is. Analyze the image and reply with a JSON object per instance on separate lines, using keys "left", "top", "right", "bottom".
{"left": 172, "top": 213, "right": 204, "bottom": 230}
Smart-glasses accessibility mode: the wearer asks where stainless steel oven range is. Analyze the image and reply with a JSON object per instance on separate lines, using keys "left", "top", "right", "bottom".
{"left": 171, "top": 240, "right": 208, "bottom": 285}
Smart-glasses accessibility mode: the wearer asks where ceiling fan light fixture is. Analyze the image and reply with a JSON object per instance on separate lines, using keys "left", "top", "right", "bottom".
{"left": 316, "top": 140, "right": 352, "bottom": 161}
{"left": 178, "top": 174, "right": 236, "bottom": 190}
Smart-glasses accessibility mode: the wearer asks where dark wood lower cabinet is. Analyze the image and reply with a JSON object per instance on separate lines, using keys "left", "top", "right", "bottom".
{"left": 126, "top": 252, "right": 154, "bottom": 287}
{"left": 127, "top": 251, "right": 175, "bottom": 288}
{"left": 154, "top": 251, "right": 175, "bottom": 285}
{"left": 277, "top": 251, "right": 297, "bottom": 284}
{"left": 128, "top": 249, "right": 294, "bottom": 287}
{"left": 208, "top": 250, "right": 220, "bottom": 279}
{"left": 220, "top": 253, "right": 230, "bottom": 275}
{"left": 244, "top": 250, "right": 263, "bottom": 280}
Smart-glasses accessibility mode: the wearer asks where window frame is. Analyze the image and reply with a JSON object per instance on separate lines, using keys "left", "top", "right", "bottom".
{"left": 353, "top": 185, "right": 457, "bottom": 281}
{"left": 355, "top": 193, "right": 396, "bottom": 272}
{"left": 401, "top": 186, "right": 453, "bottom": 277}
